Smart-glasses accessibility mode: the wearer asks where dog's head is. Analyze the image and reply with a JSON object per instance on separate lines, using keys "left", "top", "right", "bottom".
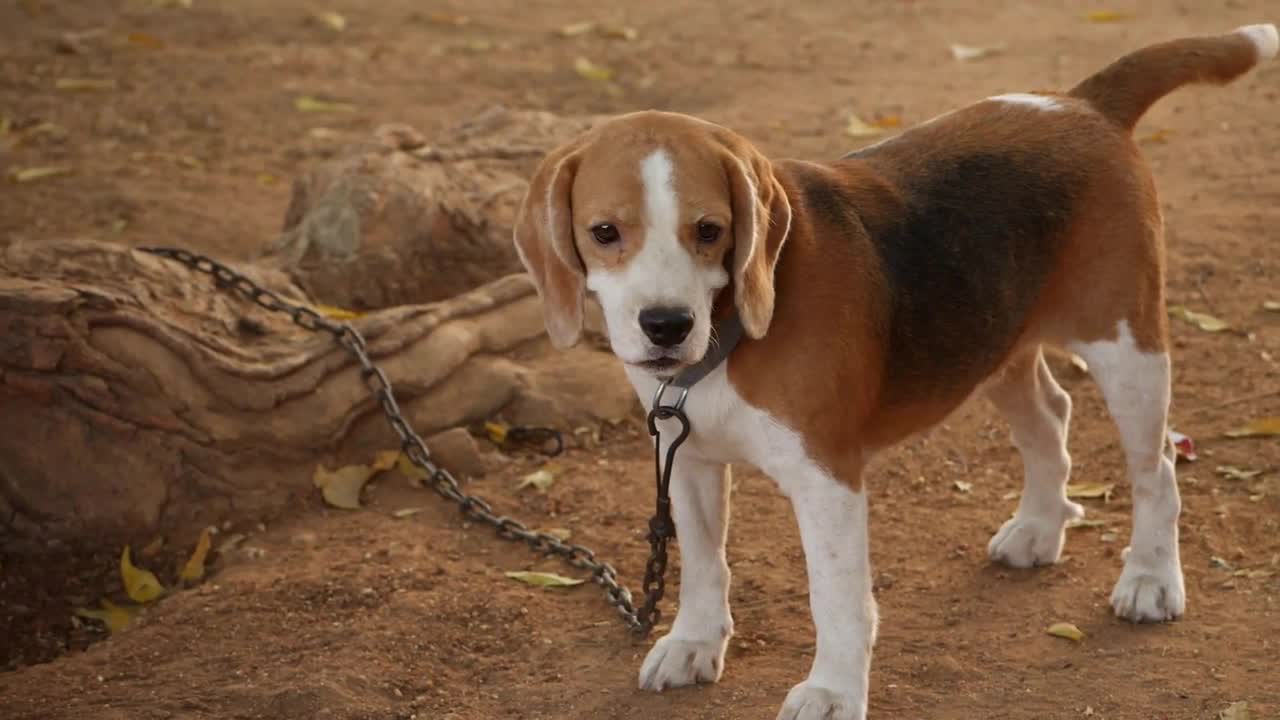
{"left": 513, "top": 111, "right": 792, "bottom": 376}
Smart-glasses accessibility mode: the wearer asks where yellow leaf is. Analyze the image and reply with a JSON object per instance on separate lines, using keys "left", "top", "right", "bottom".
{"left": 1215, "top": 465, "right": 1264, "bottom": 481}
{"left": 256, "top": 173, "right": 279, "bottom": 187}
{"left": 573, "top": 56, "right": 614, "bottom": 81}
{"left": 0, "top": 115, "right": 10, "bottom": 135}
{"left": 953, "top": 480, "right": 973, "bottom": 493}
{"left": 558, "top": 21, "right": 595, "bottom": 37}
{"left": 949, "top": 42, "right": 1005, "bottom": 62}
{"left": 1046, "top": 621, "right": 1084, "bottom": 642}
{"left": 314, "top": 462, "right": 384, "bottom": 509}
{"left": 312, "top": 303, "right": 364, "bottom": 320}
{"left": 845, "top": 113, "right": 886, "bottom": 138}
{"left": 372, "top": 450, "right": 400, "bottom": 472}
{"left": 120, "top": 547, "right": 165, "bottom": 603}
{"left": 545, "top": 527, "right": 572, "bottom": 541}
{"left": 871, "top": 115, "right": 902, "bottom": 129}
{"left": 10, "top": 166, "right": 72, "bottom": 183}
{"left": 463, "top": 38, "right": 493, "bottom": 52}
{"left": 1066, "top": 482, "right": 1114, "bottom": 500}
{"left": 425, "top": 12, "right": 470, "bottom": 26}
{"left": 392, "top": 507, "right": 427, "bottom": 518}
{"left": 1139, "top": 128, "right": 1173, "bottom": 144}
{"left": 75, "top": 599, "right": 138, "bottom": 633}
{"left": 395, "top": 453, "right": 430, "bottom": 483}
{"left": 1263, "top": 300, "right": 1280, "bottom": 313}
{"left": 179, "top": 527, "right": 212, "bottom": 582}
{"left": 55, "top": 77, "right": 116, "bottom": 91}
{"left": 1168, "top": 305, "right": 1231, "bottom": 333}
{"left": 504, "top": 571, "right": 583, "bottom": 588}
{"left": 518, "top": 468, "right": 556, "bottom": 492}
{"left": 485, "top": 421, "right": 510, "bottom": 444}
{"left": 125, "top": 31, "right": 165, "bottom": 49}
{"left": 1066, "top": 517, "right": 1105, "bottom": 529}
{"left": 313, "top": 10, "right": 346, "bottom": 31}
{"left": 1219, "top": 701, "right": 1251, "bottom": 720}
{"left": 1086, "top": 10, "right": 1129, "bottom": 23}
{"left": 600, "top": 25, "right": 638, "bottom": 40}
{"left": 1225, "top": 417, "right": 1280, "bottom": 438}
{"left": 294, "top": 95, "right": 357, "bottom": 113}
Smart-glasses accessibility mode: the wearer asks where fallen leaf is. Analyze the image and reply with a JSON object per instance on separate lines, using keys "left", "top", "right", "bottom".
{"left": 125, "top": 31, "right": 165, "bottom": 49}
{"left": 1220, "top": 701, "right": 1251, "bottom": 720}
{"left": 1262, "top": 300, "right": 1280, "bottom": 313}
{"left": 1086, "top": 10, "right": 1129, "bottom": 23}
{"left": 1209, "top": 555, "right": 1233, "bottom": 571}
{"left": 485, "top": 421, "right": 510, "bottom": 444}
{"left": 312, "top": 10, "right": 346, "bottom": 31}
{"left": 139, "top": 536, "right": 165, "bottom": 557}
{"left": 1215, "top": 465, "right": 1264, "bottom": 481}
{"left": 504, "top": 571, "right": 584, "bottom": 588}
{"left": 0, "top": 115, "right": 10, "bottom": 135}
{"left": 1066, "top": 482, "right": 1114, "bottom": 500}
{"left": 1225, "top": 417, "right": 1280, "bottom": 438}
{"left": 545, "top": 527, "right": 572, "bottom": 541}
{"left": 395, "top": 453, "right": 430, "bottom": 483}
{"left": 294, "top": 95, "right": 357, "bottom": 113}
{"left": 120, "top": 547, "right": 165, "bottom": 603}
{"left": 463, "top": 38, "right": 493, "bottom": 52}
{"left": 74, "top": 599, "right": 137, "bottom": 633}
{"left": 179, "top": 527, "right": 212, "bottom": 582}
{"left": 949, "top": 42, "right": 1005, "bottom": 62}
{"left": 1001, "top": 490, "right": 1020, "bottom": 501}
{"left": 1046, "top": 621, "right": 1084, "bottom": 642}
{"left": 313, "top": 462, "right": 386, "bottom": 509}
{"left": 425, "top": 12, "right": 470, "bottom": 26}
{"left": 558, "top": 21, "right": 595, "bottom": 37}
{"left": 1169, "top": 429, "right": 1197, "bottom": 462}
{"left": 519, "top": 468, "right": 556, "bottom": 492}
{"left": 573, "top": 56, "right": 613, "bottom": 81}
{"left": 1139, "top": 128, "right": 1173, "bottom": 144}
{"left": 55, "top": 77, "right": 116, "bottom": 91}
{"left": 392, "top": 507, "right": 427, "bottom": 518}
{"left": 10, "top": 165, "right": 72, "bottom": 183}
{"left": 313, "top": 303, "right": 364, "bottom": 320}
{"left": 845, "top": 113, "right": 886, "bottom": 138}
{"left": 372, "top": 450, "right": 399, "bottom": 472}
{"left": 1168, "top": 305, "right": 1231, "bottom": 333}
{"left": 599, "top": 25, "right": 638, "bottom": 40}
{"left": 1066, "top": 517, "right": 1105, "bottom": 529}
{"left": 1099, "top": 531, "right": 1119, "bottom": 543}
{"left": 952, "top": 480, "right": 973, "bottom": 493}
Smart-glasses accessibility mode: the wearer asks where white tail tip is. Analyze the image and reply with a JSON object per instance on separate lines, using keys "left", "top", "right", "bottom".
{"left": 1237, "top": 23, "right": 1279, "bottom": 61}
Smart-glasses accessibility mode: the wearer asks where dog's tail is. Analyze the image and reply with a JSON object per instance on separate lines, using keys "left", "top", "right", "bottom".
{"left": 1069, "top": 24, "right": 1277, "bottom": 131}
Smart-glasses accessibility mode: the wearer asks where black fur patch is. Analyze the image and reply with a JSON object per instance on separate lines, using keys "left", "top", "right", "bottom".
{"left": 871, "top": 150, "right": 1079, "bottom": 399}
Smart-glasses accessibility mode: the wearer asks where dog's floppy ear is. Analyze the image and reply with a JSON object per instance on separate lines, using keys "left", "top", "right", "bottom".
{"left": 725, "top": 144, "right": 792, "bottom": 339}
{"left": 513, "top": 140, "right": 588, "bottom": 349}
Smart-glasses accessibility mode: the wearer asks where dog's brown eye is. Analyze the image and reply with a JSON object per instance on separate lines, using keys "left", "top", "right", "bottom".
{"left": 590, "top": 224, "right": 620, "bottom": 245}
{"left": 695, "top": 221, "right": 721, "bottom": 243}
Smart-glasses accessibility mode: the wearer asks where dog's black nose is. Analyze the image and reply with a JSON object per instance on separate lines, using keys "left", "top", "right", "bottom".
{"left": 638, "top": 307, "right": 694, "bottom": 347}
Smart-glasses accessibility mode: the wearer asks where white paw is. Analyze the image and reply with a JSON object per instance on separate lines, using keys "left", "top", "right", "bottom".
{"left": 987, "top": 501, "right": 1084, "bottom": 568}
{"left": 776, "top": 681, "right": 866, "bottom": 720}
{"left": 637, "top": 633, "right": 728, "bottom": 692}
{"left": 1111, "top": 557, "right": 1185, "bottom": 622}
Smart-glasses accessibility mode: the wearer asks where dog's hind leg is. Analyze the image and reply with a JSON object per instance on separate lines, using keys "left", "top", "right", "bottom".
{"left": 985, "top": 347, "right": 1083, "bottom": 567}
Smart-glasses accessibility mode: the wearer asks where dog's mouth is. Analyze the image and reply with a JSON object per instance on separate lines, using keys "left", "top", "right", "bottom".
{"left": 634, "top": 357, "right": 683, "bottom": 372}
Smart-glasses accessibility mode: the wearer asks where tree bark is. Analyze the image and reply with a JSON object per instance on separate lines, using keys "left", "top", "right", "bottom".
{"left": 0, "top": 239, "right": 634, "bottom": 543}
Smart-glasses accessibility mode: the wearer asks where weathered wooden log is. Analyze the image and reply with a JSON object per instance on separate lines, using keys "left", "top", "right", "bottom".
{"left": 0, "top": 239, "right": 635, "bottom": 542}
{"left": 260, "top": 106, "right": 602, "bottom": 309}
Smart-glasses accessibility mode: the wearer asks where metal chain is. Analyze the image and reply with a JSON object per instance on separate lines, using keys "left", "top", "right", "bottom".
{"left": 637, "top": 382, "right": 691, "bottom": 632}
{"left": 138, "top": 246, "right": 656, "bottom": 634}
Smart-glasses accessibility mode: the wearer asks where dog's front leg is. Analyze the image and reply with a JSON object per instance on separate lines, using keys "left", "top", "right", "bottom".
{"left": 638, "top": 455, "right": 733, "bottom": 691}
{"left": 776, "top": 466, "right": 877, "bottom": 720}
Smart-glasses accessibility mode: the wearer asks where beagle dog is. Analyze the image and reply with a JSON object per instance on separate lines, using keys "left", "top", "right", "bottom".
{"left": 513, "top": 25, "right": 1277, "bottom": 720}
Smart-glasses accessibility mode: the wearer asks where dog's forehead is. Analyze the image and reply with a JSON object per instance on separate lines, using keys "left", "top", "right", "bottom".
{"left": 572, "top": 115, "right": 731, "bottom": 223}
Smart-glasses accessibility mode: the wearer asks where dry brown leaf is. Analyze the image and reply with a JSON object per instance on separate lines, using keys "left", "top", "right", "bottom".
{"left": 1219, "top": 701, "right": 1250, "bottom": 720}
{"left": 1225, "top": 417, "right": 1280, "bottom": 438}
{"left": 312, "top": 10, "right": 346, "bottom": 31}
{"left": 120, "top": 547, "right": 165, "bottom": 603}
{"left": 558, "top": 21, "right": 595, "bottom": 37}
{"left": 1046, "top": 621, "right": 1084, "bottom": 642}
{"left": 845, "top": 114, "right": 887, "bottom": 138}
{"left": 1066, "top": 482, "right": 1114, "bottom": 500}
{"left": 125, "top": 31, "right": 166, "bottom": 49}
{"left": 10, "top": 165, "right": 72, "bottom": 183}
{"left": 425, "top": 12, "right": 470, "bottom": 26}
{"left": 1168, "top": 305, "right": 1231, "bottom": 333}
{"left": 519, "top": 468, "right": 556, "bottom": 492}
{"left": 1139, "top": 128, "right": 1173, "bottom": 144}
{"left": 55, "top": 77, "right": 116, "bottom": 91}
{"left": 313, "top": 303, "right": 364, "bottom": 320}
{"left": 600, "top": 25, "right": 638, "bottom": 40}
{"left": 294, "top": 95, "right": 356, "bottom": 113}
{"left": 949, "top": 43, "right": 1005, "bottom": 62}
{"left": 392, "top": 507, "right": 427, "bottom": 519}
{"left": 505, "top": 571, "right": 583, "bottom": 588}
{"left": 179, "top": 527, "right": 212, "bottom": 582}
{"left": 573, "top": 56, "right": 613, "bottom": 81}
{"left": 1215, "top": 465, "right": 1265, "bottom": 481}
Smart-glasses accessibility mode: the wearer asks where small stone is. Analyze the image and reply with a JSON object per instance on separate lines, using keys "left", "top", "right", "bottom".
{"left": 424, "top": 427, "right": 487, "bottom": 478}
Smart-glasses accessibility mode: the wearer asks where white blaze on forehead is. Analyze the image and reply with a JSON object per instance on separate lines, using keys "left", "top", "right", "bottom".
{"left": 641, "top": 149, "right": 679, "bottom": 241}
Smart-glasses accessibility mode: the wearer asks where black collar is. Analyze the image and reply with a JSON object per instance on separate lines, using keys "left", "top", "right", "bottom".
{"left": 666, "top": 313, "right": 745, "bottom": 389}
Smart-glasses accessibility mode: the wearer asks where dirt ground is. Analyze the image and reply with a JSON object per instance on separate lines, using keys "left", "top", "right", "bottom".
{"left": 2, "top": 1, "right": 1279, "bottom": 718}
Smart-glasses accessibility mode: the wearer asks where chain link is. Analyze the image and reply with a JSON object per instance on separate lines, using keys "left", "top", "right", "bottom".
{"left": 139, "top": 246, "right": 657, "bottom": 634}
